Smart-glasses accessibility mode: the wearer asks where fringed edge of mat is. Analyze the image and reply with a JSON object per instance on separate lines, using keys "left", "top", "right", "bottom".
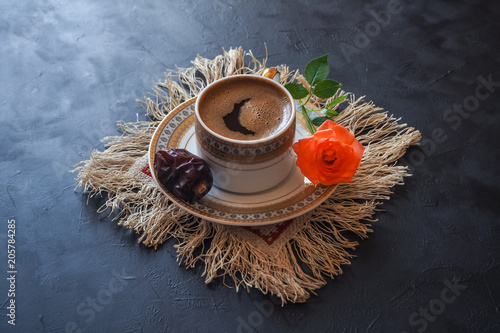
{"left": 73, "top": 47, "right": 421, "bottom": 304}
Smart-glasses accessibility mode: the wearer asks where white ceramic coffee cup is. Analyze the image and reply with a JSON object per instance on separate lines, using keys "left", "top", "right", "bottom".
{"left": 194, "top": 72, "right": 296, "bottom": 193}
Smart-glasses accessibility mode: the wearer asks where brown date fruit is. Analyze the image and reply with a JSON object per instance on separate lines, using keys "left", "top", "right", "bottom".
{"left": 154, "top": 149, "right": 213, "bottom": 203}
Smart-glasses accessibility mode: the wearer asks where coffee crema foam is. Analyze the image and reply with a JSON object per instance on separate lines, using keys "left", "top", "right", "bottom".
{"left": 198, "top": 76, "right": 292, "bottom": 141}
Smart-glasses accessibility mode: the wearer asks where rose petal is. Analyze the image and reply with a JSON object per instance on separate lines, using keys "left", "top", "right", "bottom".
{"left": 317, "top": 120, "right": 356, "bottom": 145}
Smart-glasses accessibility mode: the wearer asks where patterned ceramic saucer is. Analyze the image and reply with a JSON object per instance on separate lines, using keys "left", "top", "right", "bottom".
{"left": 149, "top": 97, "right": 336, "bottom": 226}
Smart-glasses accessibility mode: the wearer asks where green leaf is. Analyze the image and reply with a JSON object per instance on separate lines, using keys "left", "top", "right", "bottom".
{"left": 311, "top": 116, "right": 334, "bottom": 127}
{"left": 304, "top": 55, "right": 329, "bottom": 85}
{"left": 326, "top": 95, "right": 347, "bottom": 108}
{"left": 284, "top": 83, "right": 309, "bottom": 100}
{"left": 323, "top": 109, "right": 339, "bottom": 117}
{"left": 313, "top": 79, "right": 341, "bottom": 99}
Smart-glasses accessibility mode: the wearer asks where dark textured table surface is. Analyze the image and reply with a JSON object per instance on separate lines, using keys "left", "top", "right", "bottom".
{"left": 1, "top": 0, "right": 499, "bottom": 332}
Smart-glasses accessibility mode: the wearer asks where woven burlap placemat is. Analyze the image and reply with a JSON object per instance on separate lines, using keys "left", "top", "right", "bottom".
{"left": 74, "top": 47, "right": 421, "bottom": 304}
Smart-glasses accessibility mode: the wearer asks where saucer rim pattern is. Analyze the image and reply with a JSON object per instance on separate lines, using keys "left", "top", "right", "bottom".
{"left": 148, "top": 97, "right": 337, "bottom": 226}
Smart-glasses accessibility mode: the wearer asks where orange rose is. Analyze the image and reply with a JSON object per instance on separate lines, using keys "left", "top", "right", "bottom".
{"left": 292, "top": 120, "right": 365, "bottom": 185}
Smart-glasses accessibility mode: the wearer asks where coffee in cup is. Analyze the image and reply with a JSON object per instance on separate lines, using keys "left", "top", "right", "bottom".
{"left": 197, "top": 76, "right": 292, "bottom": 141}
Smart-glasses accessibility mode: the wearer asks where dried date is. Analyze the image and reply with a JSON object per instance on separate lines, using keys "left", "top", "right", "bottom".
{"left": 154, "top": 149, "right": 213, "bottom": 202}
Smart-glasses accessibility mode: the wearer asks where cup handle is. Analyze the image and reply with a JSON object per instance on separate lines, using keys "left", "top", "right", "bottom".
{"left": 262, "top": 68, "right": 281, "bottom": 83}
